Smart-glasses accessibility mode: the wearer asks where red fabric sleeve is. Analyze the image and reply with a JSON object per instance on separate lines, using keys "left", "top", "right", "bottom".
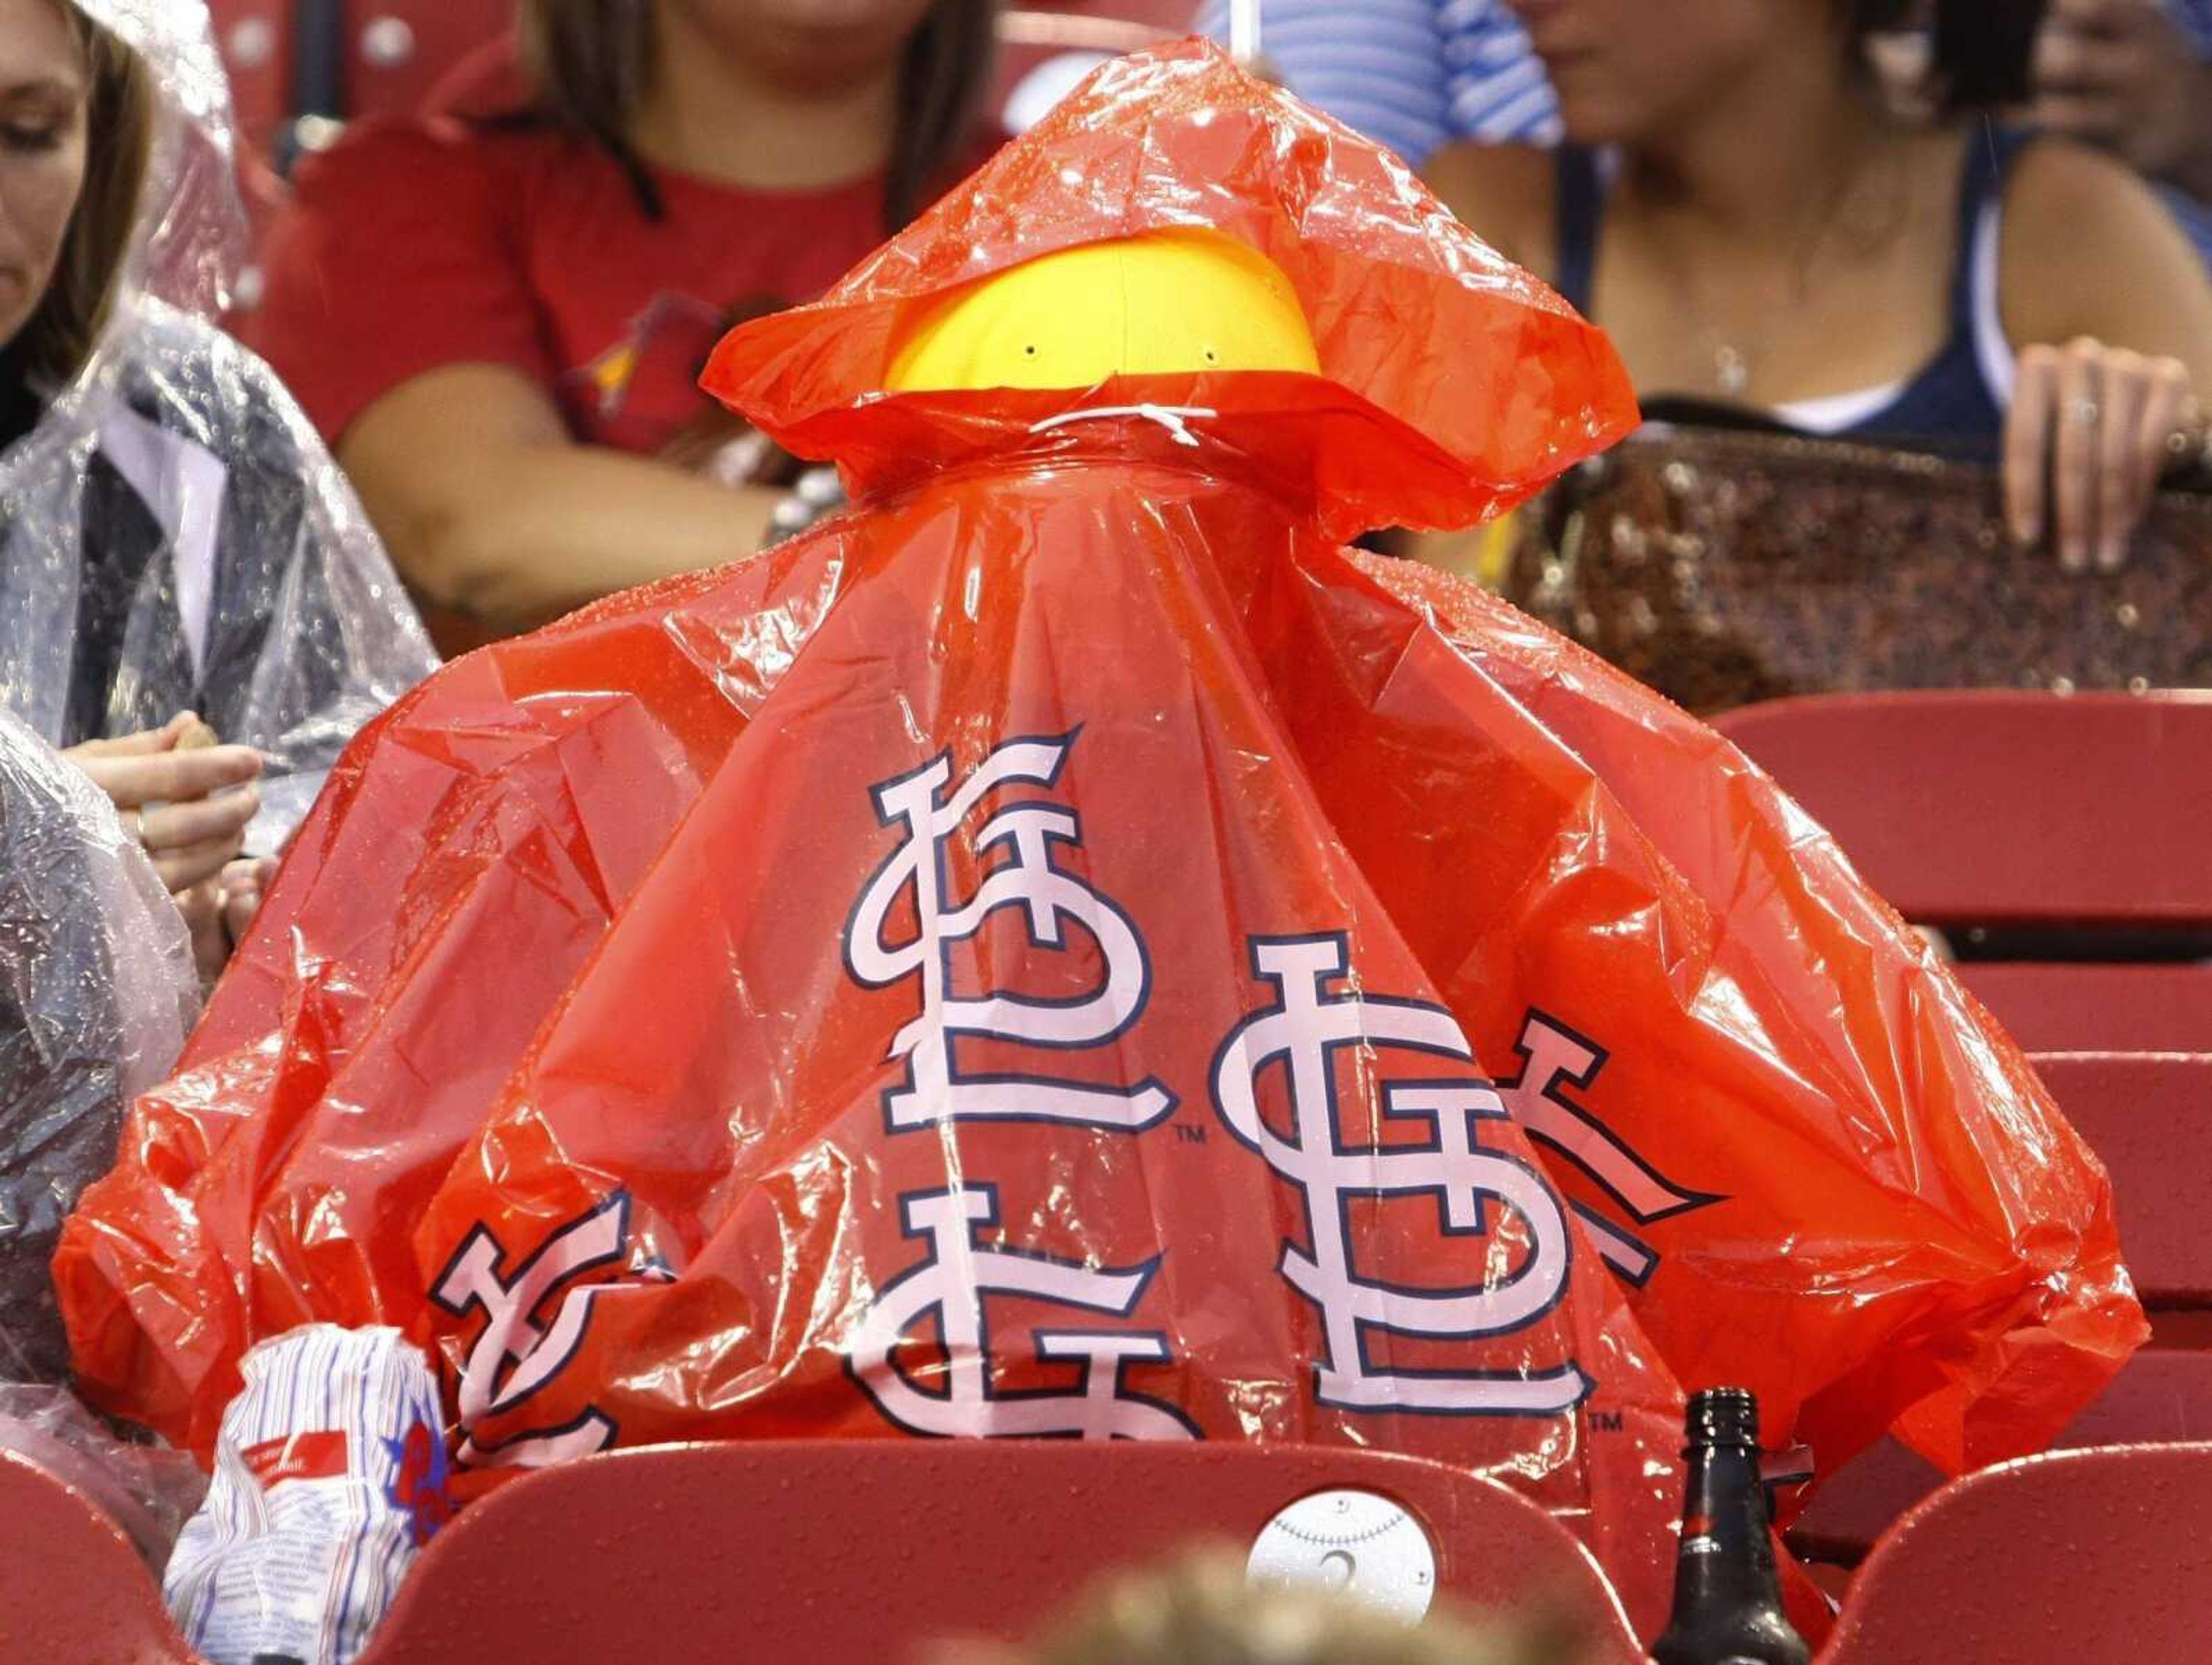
{"left": 243, "top": 117, "right": 556, "bottom": 445}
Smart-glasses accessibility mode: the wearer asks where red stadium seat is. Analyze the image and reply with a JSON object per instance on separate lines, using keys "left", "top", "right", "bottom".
{"left": 209, "top": 0, "right": 512, "bottom": 148}
{"left": 1793, "top": 1350, "right": 2212, "bottom": 1563}
{"left": 1712, "top": 691, "right": 2212, "bottom": 930}
{"left": 1823, "top": 1444, "right": 2212, "bottom": 1663}
{"left": 2032, "top": 1052, "right": 2212, "bottom": 1305}
{"left": 210, "top": 0, "right": 512, "bottom": 309}
{"left": 1715, "top": 691, "right": 2212, "bottom": 1052}
{"left": 1958, "top": 962, "right": 2212, "bottom": 1053}
{"left": 0, "top": 1450, "right": 193, "bottom": 1663}
{"left": 1, "top": 1440, "right": 1643, "bottom": 1664}
{"left": 357, "top": 1442, "right": 1645, "bottom": 1664}
{"left": 1793, "top": 1049, "right": 2212, "bottom": 1562}
{"left": 207, "top": 0, "right": 289, "bottom": 154}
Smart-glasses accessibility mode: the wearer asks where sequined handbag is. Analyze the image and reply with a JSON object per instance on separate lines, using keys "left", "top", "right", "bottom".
{"left": 1501, "top": 426, "right": 2212, "bottom": 715}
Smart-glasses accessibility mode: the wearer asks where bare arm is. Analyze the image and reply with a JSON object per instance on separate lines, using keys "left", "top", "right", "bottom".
{"left": 2000, "top": 138, "right": 2212, "bottom": 387}
{"left": 1996, "top": 138, "right": 2212, "bottom": 568}
{"left": 339, "top": 363, "right": 782, "bottom": 636}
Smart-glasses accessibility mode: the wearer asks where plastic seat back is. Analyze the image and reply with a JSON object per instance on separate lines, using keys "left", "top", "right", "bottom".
{"left": 0, "top": 1439, "right": 1644, "bottom": 1662}
{"left": 1959, "top": 964, "right": 2212, "bottom": 1053}
{"left": 1795, "top": 1050, "right": 2212, "bottom": 1560}
{"left": 0, "top": 1440, "right": 1645, "bottom": 1663}
{"left": 1713, "top": 691, "right": 2212, "bottom": 929}
{"left": 359, "top": 1441, "right": 1645, "bottom": 1664}
{"left": 1823, "top": 1444, "right": 2212, "bottom": 1663}
{"left": 2033, "top": 1052, "right": 2212, "bottom": 1303}
{"left": 0, "top": 1450, "right": 193, "bottom": 1663}
{"left": 1794, "top": 1349, "right": 2212, "bottom": 1562}
{"left": 210, "top": 0, "right": 513, "bottom": 143}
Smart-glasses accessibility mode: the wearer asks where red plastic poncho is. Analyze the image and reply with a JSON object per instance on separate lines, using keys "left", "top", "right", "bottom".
{"left": 61, "top": 41, "right": 2138, "bottom": 1636}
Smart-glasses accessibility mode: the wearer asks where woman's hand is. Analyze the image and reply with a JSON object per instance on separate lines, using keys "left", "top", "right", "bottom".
{"left": 63, "top": 715, "right": 264, "bottom": 894}
{"left": 2003, "top": 336, "right": 2193, "bottom": 571}
{"left": 219, "top": 855, "right": 281, "bottom": 948}
{"left": 176, "top": 856, "right": 279, "bottom": 988}
{"left": 177, "top": 877, "right": 230, "bottom": 987}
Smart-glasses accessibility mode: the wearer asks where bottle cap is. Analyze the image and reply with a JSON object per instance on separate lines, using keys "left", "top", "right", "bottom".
{"left": 1684, "top": 1385, "right": 1760, "bottom": 1446}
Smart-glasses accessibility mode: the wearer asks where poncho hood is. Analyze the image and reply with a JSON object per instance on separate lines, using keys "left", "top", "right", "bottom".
{"left": 704, "top": 39, "right": 1637, "bottom": 537}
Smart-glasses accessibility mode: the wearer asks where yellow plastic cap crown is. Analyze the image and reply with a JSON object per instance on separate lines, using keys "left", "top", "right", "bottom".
{"left": 884, "top": 227, "right": 1319, "bottom": 392}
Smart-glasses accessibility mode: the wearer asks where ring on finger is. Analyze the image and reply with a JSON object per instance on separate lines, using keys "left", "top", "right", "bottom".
{"left": 2066, "top": 397, "right": 2101, "bottom": 427}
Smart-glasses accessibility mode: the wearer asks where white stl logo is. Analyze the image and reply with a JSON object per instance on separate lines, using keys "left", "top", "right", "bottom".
{"left": 1211, "top": 934, "right": 1589, "bottom": 1416}
{"left": 430, "top": 1193, "right": 635, "bottom": 1468}
{"left": 843, "top": 732, "right": 1193, "bottom": 1440}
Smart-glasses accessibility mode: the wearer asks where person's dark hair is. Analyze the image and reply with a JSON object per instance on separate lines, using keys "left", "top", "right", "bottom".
{"left": 19, "top": 7, "right": 154, "bottom": 386}
{"left": 517, "top": 0, "right": 998, "bottom": 232}
{"left": 1849, "top": 0, "right": 2051, "bottom": 114}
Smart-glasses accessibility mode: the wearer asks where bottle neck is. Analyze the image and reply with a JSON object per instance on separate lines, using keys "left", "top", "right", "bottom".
{"left": 1672, "top": 1441, "right": 1784, "bottom": 1615}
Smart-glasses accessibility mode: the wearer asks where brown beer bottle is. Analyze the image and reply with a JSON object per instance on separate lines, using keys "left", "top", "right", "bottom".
{"left": 1650, "top": 1387, "right": 1810, "bottom": 1665}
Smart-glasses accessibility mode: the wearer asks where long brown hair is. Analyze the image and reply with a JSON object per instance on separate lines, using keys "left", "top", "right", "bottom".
{"left": 18, "top": 4, "right": 154, "bottom": 385}
{"left": 516, "top": 0, "right": 998, "bottom": 232}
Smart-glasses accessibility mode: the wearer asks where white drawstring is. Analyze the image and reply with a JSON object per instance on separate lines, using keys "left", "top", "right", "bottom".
{"left": 1028, "top": 404, "right": 1217, "bottom": 448}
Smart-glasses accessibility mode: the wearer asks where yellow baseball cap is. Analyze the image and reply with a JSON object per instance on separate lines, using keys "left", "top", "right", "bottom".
{"left": 884, "top": 227, "right": 1319, "bottom": 393}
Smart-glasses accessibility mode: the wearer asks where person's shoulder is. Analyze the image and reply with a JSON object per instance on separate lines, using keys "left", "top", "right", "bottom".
{"left": 1420, "top": 141, "right": 1556, "bottom": 271}
{"left": 113, "top": 302, "right": 246, "bottom": 400}
{"left": 2005, "top": 130, "right": 2154, "bottom": 209}
{"left": 1991, "top": 127, "right": 2212, "bottom": 351}
{"left": 289, "top": 111, "right": 556, "bottom": 201}
{"left": 1999, "top": 131, "right": 2202, "bottom": 282}
{"left": 113, "top": 305, "right": 312, "bottom": 453}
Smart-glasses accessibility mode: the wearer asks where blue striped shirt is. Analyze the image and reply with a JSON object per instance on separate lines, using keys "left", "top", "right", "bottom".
{"left": 1193, "top": 0, "right": 1556, "bottom": 166}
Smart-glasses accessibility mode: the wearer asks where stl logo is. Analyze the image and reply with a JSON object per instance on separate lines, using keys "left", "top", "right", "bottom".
{"left": 1211, "top": 934, "right": 1590, "bottom": 1417}
{"left": 1493, "top": 1009, "right": 1722, "bottom": 1288}
{"left": 844, "top": 1185, "right": 1196, "bottom": 1440}
{"left": 842, "top": 731, "right": 1193, "bottom": 1441}
{"left": 431, "top": 1192, "right": 652, "bottom": 1469}
{"left": 844, "top": 731, "right": 1173, "bottom": 1134}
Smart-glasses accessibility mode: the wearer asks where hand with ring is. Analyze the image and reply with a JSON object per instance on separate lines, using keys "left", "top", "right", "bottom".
{"left": 2004, "top": 335, "right": 2195, "bottom": 572}
{"left": 62, "top": 713, "right": 264, "bottom": 895}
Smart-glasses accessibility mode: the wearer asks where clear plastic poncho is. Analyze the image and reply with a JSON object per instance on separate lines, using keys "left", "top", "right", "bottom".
{"left": 0, "top": 711, "right": 197, "bottom": 1384}
{"left": 0, "top": 0, "right": 435, "bottom": 849}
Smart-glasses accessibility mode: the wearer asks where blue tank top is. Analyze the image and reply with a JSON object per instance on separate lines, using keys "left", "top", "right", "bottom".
{"left": 1552, "top": 128, "right": 2038, "bottom": 443}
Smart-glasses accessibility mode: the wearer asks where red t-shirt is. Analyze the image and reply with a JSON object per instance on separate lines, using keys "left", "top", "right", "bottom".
{"left": 246, "top": 116, "right": 993, "bottom": 455}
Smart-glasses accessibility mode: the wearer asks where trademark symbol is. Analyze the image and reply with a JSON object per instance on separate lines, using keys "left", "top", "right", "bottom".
{"left": 1175, "top": 1123, "right": 1208, "bottom": 1145}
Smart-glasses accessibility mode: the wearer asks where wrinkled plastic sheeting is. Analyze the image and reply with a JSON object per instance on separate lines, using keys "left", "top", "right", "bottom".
{"left": 0, "top": 0, "right": 434, "bottom": 851}
{"left": 0, "top": 712, "right": 196, "bottom": 1385}
{"left": 58, "top": 43, "right": 2140, "bottom": 1644}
